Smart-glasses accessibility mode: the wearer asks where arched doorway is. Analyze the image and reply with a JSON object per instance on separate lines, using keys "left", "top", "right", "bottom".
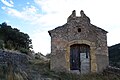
{"left": 70, "top": 44, "right": 90, "bottom": 73}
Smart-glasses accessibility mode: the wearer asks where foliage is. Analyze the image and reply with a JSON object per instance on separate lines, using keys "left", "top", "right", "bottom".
{"left": 0, "top": 22, "right": 32, "bottom": 54}
{"left": 19, "top": 48, "right": 30, "bottom": 55}
{"left": 0, "top": 40, "right": 4, "bottom": 49}
{"left": 109, "top": 43, "right": 120, "bottom": 67}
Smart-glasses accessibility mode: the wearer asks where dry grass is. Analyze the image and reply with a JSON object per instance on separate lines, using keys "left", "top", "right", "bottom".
{"left": 0, "top": 58, "right": 120, "bottom": 80}
{"left": 29, "top": 59, "right": 120, "bottom": 80}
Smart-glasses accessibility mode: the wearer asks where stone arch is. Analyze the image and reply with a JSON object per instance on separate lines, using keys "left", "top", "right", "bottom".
{"left": 65, "top": 40, "right": 97, "bottom": 73}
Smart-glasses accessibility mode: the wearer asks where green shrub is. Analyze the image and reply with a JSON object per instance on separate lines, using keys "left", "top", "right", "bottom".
{"left": 19, "top": 48, "right": 29, "bottom": 55}
{"left": 0, "top": 40, "right": 4, "bottom": 49}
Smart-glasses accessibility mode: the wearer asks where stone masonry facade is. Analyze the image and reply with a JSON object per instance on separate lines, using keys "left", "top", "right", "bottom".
{"left": 48, "top": 10, "right": 109, "bottom": 73}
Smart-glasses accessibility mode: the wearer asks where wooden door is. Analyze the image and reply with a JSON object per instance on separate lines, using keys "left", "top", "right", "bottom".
{"left": 70, "top": 44, "right": 90, "bottom": 73}
{"left": 70, "top": 45, "right": 80, "bottom": 70}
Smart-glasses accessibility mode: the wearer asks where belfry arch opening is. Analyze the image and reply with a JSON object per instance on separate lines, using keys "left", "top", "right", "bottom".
{"left": 70, "top": 44, "right": 90, "bottom": 73}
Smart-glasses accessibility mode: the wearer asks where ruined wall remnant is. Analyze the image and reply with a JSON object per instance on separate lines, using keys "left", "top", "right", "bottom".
{"left": 48, "top": 10, "right": 109, "bottom": 73}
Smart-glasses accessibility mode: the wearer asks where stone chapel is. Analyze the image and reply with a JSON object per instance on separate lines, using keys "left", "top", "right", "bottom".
{"left": 48, "top": 10, "right": 109, "bottom": 74}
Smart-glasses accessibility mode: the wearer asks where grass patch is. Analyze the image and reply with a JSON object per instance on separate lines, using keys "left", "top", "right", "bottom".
{"left": 29, "top": 59, "right": 120, "bottom": 80}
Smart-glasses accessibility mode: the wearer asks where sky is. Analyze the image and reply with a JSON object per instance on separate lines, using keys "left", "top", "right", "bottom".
{"left": 0, "top": 0, "right": 120, "bottom": 55}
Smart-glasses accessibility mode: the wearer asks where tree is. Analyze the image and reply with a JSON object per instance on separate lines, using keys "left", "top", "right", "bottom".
{"left": 0, "top": 22, "right": 33, "bottom": 54}
{"left": 109, "top": 43, "right": 120, "bottom": 67}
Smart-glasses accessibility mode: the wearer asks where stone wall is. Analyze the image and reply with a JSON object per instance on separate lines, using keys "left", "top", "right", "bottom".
{"left": 0, "top": 50, "right": 30, "bottom": 80}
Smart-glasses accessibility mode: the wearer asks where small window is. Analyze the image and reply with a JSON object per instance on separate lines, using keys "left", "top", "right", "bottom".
{"left": 78, "top": 28, "right": 81, "bottom": 32}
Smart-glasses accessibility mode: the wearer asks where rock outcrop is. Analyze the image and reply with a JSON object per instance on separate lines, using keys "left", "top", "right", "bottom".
{"left": 0, "top": 50, "right": 57, "bottom": 80}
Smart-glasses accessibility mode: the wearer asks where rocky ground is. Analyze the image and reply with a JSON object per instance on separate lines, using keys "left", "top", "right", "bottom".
{"left": 0, "top": 50, "right": 120, "bottom": 80}
{"left": 0, "top": 49, "right": 62, "bottom": 80}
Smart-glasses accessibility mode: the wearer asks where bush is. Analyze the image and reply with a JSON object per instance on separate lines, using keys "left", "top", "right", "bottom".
{"left": 0, "top": 40, "right": 4, "bottom": 49}
{"left": 19, "top": 48, "right": 29, "bottom": 55}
